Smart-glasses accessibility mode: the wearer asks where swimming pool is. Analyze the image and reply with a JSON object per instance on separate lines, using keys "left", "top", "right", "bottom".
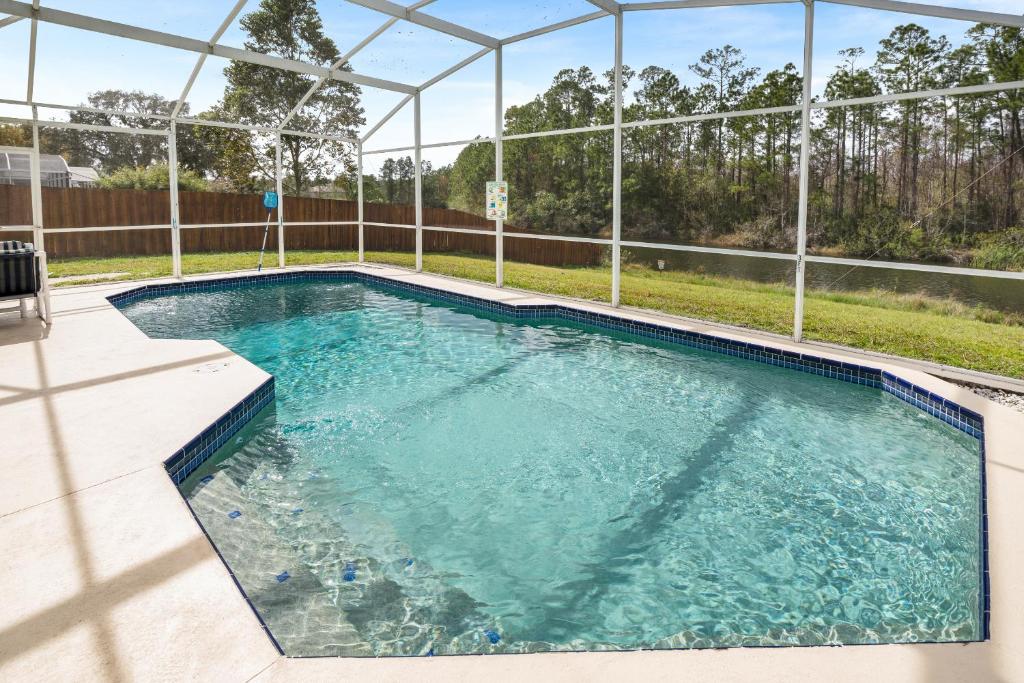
{"left": 118, "top": 274, "right": 984, "bottom": 657}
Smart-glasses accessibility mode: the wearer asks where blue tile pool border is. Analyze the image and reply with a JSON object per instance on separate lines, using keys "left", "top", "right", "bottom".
{"left": 108, "top": 268, "right": 990, "bottom": 642}
{"left": 163, "top": 376, "right": 275, "bottom": 485}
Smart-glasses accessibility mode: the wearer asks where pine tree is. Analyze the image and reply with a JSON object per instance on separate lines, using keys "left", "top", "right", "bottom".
{"left": 216, "top": 0, "right": 364, "bottom": 195}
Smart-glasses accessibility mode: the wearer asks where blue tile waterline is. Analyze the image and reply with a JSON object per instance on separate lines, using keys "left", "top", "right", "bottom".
{"left": 110, "top": 269, "right": 989, "bottom": 650}
{"left": 161, "top": 376, "right": 275, "bottom": 485}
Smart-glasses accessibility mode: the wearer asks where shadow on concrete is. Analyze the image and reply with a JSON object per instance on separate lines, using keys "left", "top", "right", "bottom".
{"left": 0, "top": 341, "right": 230, "bottom": 679}
{"left": 0, "top": 350, "right": 235, "bottom": 409}
{"left": 0, "top": 316, "right": 50, "bottom": 347}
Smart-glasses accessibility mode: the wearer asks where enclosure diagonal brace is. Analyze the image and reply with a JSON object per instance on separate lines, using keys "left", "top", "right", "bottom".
{"left": 346, "top": 0, "right": 499, "bottom": 48}
{"left": 280, "top": 0, "right": 438, "bottom": 130}
{"left": 171, "top": 0, "right": 248, "bottom": 119}
{"left": 501, "top": 10, "right": 610, "bottom": 45}
{"left": 361, "top": 93, "right": 414, "bottom": 143}
{"left": 419, "top": 47, "right": 493, "bottom": 91}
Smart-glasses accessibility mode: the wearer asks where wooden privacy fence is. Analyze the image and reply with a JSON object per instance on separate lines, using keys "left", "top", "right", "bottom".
{"left": 0, "top": 185, "right": 604, "bottom": 267}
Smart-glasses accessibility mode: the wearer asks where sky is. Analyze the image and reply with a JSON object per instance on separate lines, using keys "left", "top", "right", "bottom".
{"left": 0, "top": 0, "right": 1020, "bottom": 173}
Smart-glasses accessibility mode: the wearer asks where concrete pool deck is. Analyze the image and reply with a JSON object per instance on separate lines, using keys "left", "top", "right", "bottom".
{"left": 0, "top": 263, "right": 1021, "bottom": 682}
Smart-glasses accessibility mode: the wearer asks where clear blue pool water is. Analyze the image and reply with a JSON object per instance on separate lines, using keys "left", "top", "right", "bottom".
{"left": 120, "top": 280, "right": 983, "bottom": 656}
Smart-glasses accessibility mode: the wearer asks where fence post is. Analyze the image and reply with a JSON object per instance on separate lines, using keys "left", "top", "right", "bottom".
{"left": 357, "top": 140, "right": 365, "bottom": 262}
{"left": 414, "top": 91, "right": 423, "bottom": 272}
{"left": 168, "top": 122, "right": 182, "bottom": 278}
{"left": 276, "top": 133, "right": 285, "bottom": 269}
{"left": 495, "top": 46, "right": 504, "bottom": 287}
{"left": 611, "top": 9, "right": 623, "bottom": 307}
{"left": 793, "top": 0, "right": 814, "bottom": 342}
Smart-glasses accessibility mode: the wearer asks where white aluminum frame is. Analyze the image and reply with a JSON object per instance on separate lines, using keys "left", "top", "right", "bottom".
{"left": 172, "top": 0, "right": 248, "bottom": 120}
{"left": 611, "top": 9, "right": 624, "bottom": 306}
{"left": 6, "top": 0, "right": 1023, "bottom": 341}
{"left": 494, "top": 45, "right": 504, "bottom": 287}
{"left": 793, "top": 0, "right": 813, "bottom": 342}
{"left": 168, "top": 122, "right": 182, "bottom": 277}
{"left": 414, "top": 91, "right": 423, "bottom": 272}
{"left": 275, "top": 134, "right": 285, "bottom": 268}
{"left": 0, "top": 142, "right": 51, "bottom": 322}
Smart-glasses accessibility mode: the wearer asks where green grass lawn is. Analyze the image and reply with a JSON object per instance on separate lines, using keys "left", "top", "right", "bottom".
{"left": 46, "top": 250, "right": 1024, "bottom": 378}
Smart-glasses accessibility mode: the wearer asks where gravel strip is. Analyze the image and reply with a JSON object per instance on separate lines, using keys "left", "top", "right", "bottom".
{"left": 964, "top": 385, "right": 1024, "bottom": 415}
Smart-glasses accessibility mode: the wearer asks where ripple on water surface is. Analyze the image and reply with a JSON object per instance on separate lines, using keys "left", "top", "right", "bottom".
{"left": 121, "top": 281, "right": 984, "bottom": 656}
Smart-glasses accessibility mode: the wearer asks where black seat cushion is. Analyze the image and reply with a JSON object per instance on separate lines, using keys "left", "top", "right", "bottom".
{"left": 0, "top": 242, "right": 39, "bottom": 297}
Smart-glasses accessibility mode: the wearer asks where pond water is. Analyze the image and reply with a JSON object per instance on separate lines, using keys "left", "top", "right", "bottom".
{"left": 626, "top": 248, "right": 1024, "bottom": 314}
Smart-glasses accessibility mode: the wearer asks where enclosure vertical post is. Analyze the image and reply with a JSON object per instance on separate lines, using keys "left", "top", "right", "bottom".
{"left": 495, "top": 46, "right": 504, "bottom": 287}
{"left": 611, "top": 9, "right": 623, "bottom": 307}
{"left": 30, "top": 107, "right": 50, "bottom": 323}
{"left": 168, "top": 122, "right": 182, "bottom": 278}
{"left": 793, "top": 0, "right": 814, "bottom": 342}
{"left": 357, "top": 140, "right": 365, "bottom": 262}
{"left": 29, "top": 111, "right": 43, "bottom": 254}
{"left": 414, "top": 91, "right": 423, "bottom": 273}
{"left": 275, "top": 134, "right": 285, "bottom": 269}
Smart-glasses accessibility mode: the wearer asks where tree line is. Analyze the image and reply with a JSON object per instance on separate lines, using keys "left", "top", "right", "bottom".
{"left": 424, "top": 23, "right": 1021, "bottom": 269}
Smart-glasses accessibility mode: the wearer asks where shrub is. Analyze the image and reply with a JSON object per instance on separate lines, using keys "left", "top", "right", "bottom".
{"left": 98, "top": 164, "right": 209, "bottom": 191}
{"left": 972, "top": 228, "right": 1024, "bottom": 272}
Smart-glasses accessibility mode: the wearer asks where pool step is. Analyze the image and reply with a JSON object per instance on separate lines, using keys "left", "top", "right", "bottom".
{"left": 183, "top": 417, "right": 497, "bottom": 655}
{"left": 187, "top": 467, "right": 372, "bottom": 656}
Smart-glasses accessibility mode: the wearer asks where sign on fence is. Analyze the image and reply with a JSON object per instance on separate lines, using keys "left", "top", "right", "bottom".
{"left": 486, "top": 181, "right": 507, "bottom": 220}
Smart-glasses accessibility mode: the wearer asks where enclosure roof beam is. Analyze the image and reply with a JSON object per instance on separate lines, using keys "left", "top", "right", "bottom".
{"left": 501, "top": 10, "right": 610, "bottom": 45}
{"left": 585, "top": 0, "right": 621, "bottom": 13}
{"left": 0, "top": 96, "right": 358, "bottom": 142}
{"left": 823, "top": 0, "right": 1024, "bottom": 29}
{"left": 0, "top": 97, "right": 174, "bottom": 120}
{"left": 624, "top": 0, "right": 798, "bottom": 9}
{"left": 0, "top": 0, "right": 418, "bottom": 93}
{"left": 0, "top": 13, "right": 22, "bottom": 28}
{"left": 279, "top": 0, "right": 436, "bottom": 130}
{"left": 623, "top": 0, "right": 1024, "bottom": 24}
{"left": 364, "top": 136, "right": 493, "bottom": 155}
{"left": 172, "top": 115, "right": 358, "bottom": 143}
{"left": 26, "top": 0, "right": 38, "bottom": 102}
{"left": 171, "top": 0, "right": 248, "bottom": 119}
{"left": 0, "top": 114, "right": 170, "bottom": 136}
{"left": 346, "top": 0, "right": 499, "bottom": 48}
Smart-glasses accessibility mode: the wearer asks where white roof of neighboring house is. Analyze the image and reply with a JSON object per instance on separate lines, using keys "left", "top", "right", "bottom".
{"left": 68, "top": 166, "right": 100, "bottom": 184}
{"left": 0, "top": 152, "right": 70, "bottom": 179}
